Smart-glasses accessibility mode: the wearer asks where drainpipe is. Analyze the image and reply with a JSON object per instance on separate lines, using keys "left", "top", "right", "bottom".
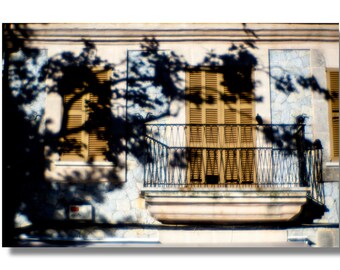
{"left": 296, "top": 118, "right": 307, "bottom": 187}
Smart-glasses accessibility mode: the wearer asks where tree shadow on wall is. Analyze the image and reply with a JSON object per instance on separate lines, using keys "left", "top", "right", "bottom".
{"left": 3, "top": 23, "right": 332, "bottom": 246}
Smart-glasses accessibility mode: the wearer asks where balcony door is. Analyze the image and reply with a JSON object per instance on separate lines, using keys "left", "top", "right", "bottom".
{"left": 186, "top": 69, "right": 255, "bottom": 185}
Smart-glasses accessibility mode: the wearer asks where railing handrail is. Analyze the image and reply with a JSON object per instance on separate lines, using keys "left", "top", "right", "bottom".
{"left": 145, "top": 134, "right": 170, "bottom": 149}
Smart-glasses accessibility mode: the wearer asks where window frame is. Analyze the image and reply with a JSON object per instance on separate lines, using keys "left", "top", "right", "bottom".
{"left": 60, "top": 67, "right": 111, "bottom": 162}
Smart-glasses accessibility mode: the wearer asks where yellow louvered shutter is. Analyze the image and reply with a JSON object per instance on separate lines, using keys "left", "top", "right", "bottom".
{"left": 204, "top": 71, "right": 220, "bottom": 184}
{"left": 88, "top": 92, "right": 108, "bottom": 161}
{"left": 186, "top": 68, "right": 255, "bottom": 185}
{"left": 328, "top": 69, "right": 339, "bottom": 160}
{"left": 93, "top": 67, "right": 111, "bottom": 83}
{"left": 188, "top": 71, "right": 203, "bottom": 144}
{"left": 223, "top": 81, "right": 237, "bottom": 147}
{"left": 61, "top": 88, "right": 87, "bottom": 161}
{"left": 222, "top": 82, "right": 255, "bottom": 183}
{"left": 87, "top": 68, "right": 110, "bottom": 161}
{"left": 223, "top": 84, "right": 239, "bottom": 183}
{"left": 189, "top": 108, "right": 202, "bottom": 142}
{"left": 189, "top": 149, "right": 203, "bottom": 182}
{"left": 187, "top": 71, "right": 204, "bottom": 182}
{"left": 88, "top": 128, "right": 107, "bottom": 161}
{"left": 239, "top": 88, "right": 255, "bottom": 183}
{"left": 61, "top": 67, "right": 110, "bottom": 162}
{"left": 205, "top": 71, "right": 219, "bottom": 145}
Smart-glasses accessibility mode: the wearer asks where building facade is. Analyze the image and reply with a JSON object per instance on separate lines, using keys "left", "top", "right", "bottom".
{"left": 6, "top": 23, "right": 339, "bottom": 247}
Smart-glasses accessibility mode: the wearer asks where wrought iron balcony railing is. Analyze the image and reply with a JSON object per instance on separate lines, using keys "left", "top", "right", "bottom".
{"left": 143, "top": 124, "right": 324, "bottom": 204}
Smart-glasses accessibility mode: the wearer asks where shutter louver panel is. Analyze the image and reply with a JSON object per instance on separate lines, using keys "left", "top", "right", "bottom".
{"left": 66, "top": 115, "right": 83, "bottom": 154}
{"left": 225, "top": 150, "right": 238, "bottom": 182}
{"left": 224, "top": 108, "right": 238, "bottom": 183}
{"left": 61, "top": 114, "right": 84, "bottom": 160}
{"left": 188, "top": 71, "right": 203, "bottom": 145}
{"left": 206, "top": 150, "right": 219, "bottom": 184}
{"left": 93, "top": 67, "right": 111, "bottom": 84}
{"left": 204, "top": 72, "right": 219, "bottom": 183}
{"left": 205, "top": 109, "right": 218, "bottom": 144}
{"left": 224, "top": 109, "right": 237, "bottom": 145}
{"left": 205, "top": 72, "right": 218, "bottom": 104}
{"left": 64, "top": 92, "right": 83, "bottom": 111}
{"left": 189, "top": 108, "right": 202, "bottom": 143}
{"left": 61, "top": 86, "right": 86, "bottom": 161}
{"left": 189, "top": 149, "right": 203, "bottom": 182}
{"left": 88, "top": 127, "right": 107, "bottom": 161}
{"left": 89, "top": 93, "right": 99, "bottom": 104}
{"left": 189, "top": 108, "right": 202, "bottom": 123}
{"left": 88, "top": 92, "right": 107, "bottom": 161}
{"left": 330, "top": 71, "right": 339, "bottom": 112}
{"left": 240, "top": 90, "right": 253, "bottom": 105}
{"left": 223, "top": 85, "right": 236, "bottom": 105}
{"left": 240, "top": 108, "right": 255, "bottom": 183}
{"left": 240, "top": 108, "right": 254, "bottom": 145}
{"left": 205, "top": 108, "right": 217, "bottom": 123}
{"left": 87, "top": 68, "right": 110, "bottom": 161}
{"left": 332, "top": 117, "right": 339, "bottom": 158}
{"left": 240, "top": 149, "right": 255, "bottom": 183}
{"left": 189, "top": 71, "right": 202, "bottom": 98}
{"left": 328, "top": 69, "right": 339, "bottom": 160}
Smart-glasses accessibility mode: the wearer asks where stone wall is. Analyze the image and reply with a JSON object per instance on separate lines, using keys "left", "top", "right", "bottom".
{"left": 269, "top": 49, "right": 312, "bottom": 137}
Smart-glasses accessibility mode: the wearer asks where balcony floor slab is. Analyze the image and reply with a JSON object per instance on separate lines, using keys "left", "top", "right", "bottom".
{"left": 142, "top": 187, "right": 309, "bottom": 224}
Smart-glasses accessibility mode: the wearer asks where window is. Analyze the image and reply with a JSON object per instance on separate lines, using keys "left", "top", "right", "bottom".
{"left": 60, "top": 68, "right": 110, "bottom": 162}
{"left": 328, "top": 69, "right": 339, "bottom": 161}
{"left": 185, "top": 69, "right": 255, "bottom": 184}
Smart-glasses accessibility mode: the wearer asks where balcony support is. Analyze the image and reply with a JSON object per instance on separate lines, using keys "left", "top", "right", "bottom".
{"left": 142, "top": 187, "right": 309, "bottom": 224}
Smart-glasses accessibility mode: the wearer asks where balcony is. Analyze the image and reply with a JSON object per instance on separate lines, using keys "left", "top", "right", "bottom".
{"left": 141, "top": 124, "right": 324, "bottom": 224}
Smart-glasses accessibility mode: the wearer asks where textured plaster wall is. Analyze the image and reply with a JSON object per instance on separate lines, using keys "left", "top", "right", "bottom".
{"left": 14, "top": 39, "right": 339, "bottom": 228}
{"left": 269, "top": 49, "right": 313, "bottom": 137}
{"left": 268, "top": 49, "right": 339, "bottom": 226}
{"left": 316, "top": 182, "right": 339, "bottom": 224}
